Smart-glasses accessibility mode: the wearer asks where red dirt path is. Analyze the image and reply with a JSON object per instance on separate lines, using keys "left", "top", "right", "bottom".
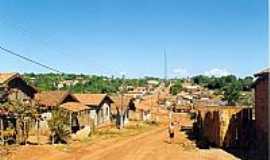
{"left": 10, "top": 126, "right": 239, "bottom": 160}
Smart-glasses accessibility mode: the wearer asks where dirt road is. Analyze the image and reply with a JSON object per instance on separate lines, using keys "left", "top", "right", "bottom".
{"left": 11, "top": 125, "right": 240, "bottom": 160}
{"left": 79, "top": 127, "right": 239, "bottom": 160}
{"left": 9, "top": 112, "right": 240, "bottom": 160}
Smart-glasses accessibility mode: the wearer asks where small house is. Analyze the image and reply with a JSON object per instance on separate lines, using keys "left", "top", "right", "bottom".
{"left": 0, "top": 72, "right": 37, "bottom": 104}
{"left": 60, "top": 102, "right": 90, "bottom": 133}
{"left": 0, "top": 72, "right": 38, "bottom": 144}
{"left": 34, "top": 91, "right": 80, "bottom": 132}
{"left": 111, "top": 96, "right": 135, "bottom": 128}
{"left": 137, "top": 98, "right": 154, "bottom": 121}
{"left": 74, "top": 94, "right": 113, "bottom": 126}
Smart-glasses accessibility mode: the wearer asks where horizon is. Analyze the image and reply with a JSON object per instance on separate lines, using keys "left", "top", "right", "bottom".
{"left": 19, "top": 71, "right": 257, "bottom": 79}
{"left": 0, "top": 0, "right": 268, "bottom": 78}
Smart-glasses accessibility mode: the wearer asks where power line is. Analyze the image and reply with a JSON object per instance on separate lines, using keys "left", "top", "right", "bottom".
{"left": 0, "top": 17, "right": 122, "bottom": 75}
{"left": 0, "top": 45, "right": 62, "bottom": 73}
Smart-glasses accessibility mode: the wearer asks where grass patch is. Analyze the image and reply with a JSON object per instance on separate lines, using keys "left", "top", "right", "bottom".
{"left": 86, "top": 121, "right": 159, "bottom": 142}
{"left": 53, "top": 144, "right": 71, "bottom": 152}
{"left": 67, "top": 120, "right": 160, "bottom": 146}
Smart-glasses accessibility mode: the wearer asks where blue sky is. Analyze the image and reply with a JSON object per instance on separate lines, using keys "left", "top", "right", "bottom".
{"left": 0, "top": 0, "right": 268, "bottom": 78}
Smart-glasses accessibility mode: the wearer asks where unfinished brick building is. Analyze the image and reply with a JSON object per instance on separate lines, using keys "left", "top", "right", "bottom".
{"left": 254, "top": 68, "right": 269, "bottom": 158}
{"left": 195, "top": 106, "right": 254, "bottom": 149}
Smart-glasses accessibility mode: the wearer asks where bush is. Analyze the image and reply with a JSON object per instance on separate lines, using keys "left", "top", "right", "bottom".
{"left": 170, "top": 80, "right": 182, "bottom": 95}
{"left": 48, "top": 108, "right": 71, "bottom": 144}
{"left": 223, "top": 81, "right": 242, "bottom": 106}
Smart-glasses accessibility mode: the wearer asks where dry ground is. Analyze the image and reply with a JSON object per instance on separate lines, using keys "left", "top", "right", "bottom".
{"left": 4, "top": 113, "right": 240, "bottom": 160}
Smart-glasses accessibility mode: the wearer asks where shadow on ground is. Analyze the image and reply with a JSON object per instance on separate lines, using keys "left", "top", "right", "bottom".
{"left": 181, "top": 126, "right": 258, "bottom": 160}
{"left": 181, "top": 127, "right": 210, "bottom": 149}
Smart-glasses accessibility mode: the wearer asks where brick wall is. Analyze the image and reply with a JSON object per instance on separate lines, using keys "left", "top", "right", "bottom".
{"left": 255, "top": 75, "right": 269, "bottom": 158}
{"left": 195, "top": 107, "right": 254, "bottom": 148}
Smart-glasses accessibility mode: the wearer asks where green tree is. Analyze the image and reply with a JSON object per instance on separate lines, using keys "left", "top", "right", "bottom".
{"left": 48, "top": 108, "right": 70, "bottom": 144}
{"left": 207, "top": 77, "right": 225, "bottom": 90}
{"left": 223, "top": 81, "right": 242, "bottom": 106}
{"left": 239, "top": 76, "right": 254, "bottom": 91}
{"left": 223, "top": 75, "right": 237, "bottom": 83}
{"left": 170, "top": 80, "right": 183, "bottom": 95}
{"left": 192, "top": 75, "right": 210, "bottom": 86}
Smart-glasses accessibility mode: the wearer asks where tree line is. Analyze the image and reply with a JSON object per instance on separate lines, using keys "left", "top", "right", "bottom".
{"left": 169, "top": 75, "right": 254, "bottom": 106}
{"left": 192, "top": 75, "right": 254, "bottom": 106}
{"left": 23, "top": 73, "right": 161, "bottom": 94}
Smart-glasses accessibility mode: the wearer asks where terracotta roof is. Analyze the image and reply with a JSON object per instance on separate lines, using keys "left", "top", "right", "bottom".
{"left": 60, "top": 102, "right": 89, "bottom": 112}
{"left": 74, "top": 94, "right": 112, "bottom": 106}
{"left": 0, "top": 73, "right": 19, "bottom": 84}
{"left": 35, "top": 91, "right": 77, "bottom": 107}
{"left": 111, "top": 96, "right": 133, "bottom": 113}
{"left": 111, "top": 96, "right": 132, "bottom": 108}
{"left": 254, "top": 68, "right": 270, "bottom": 77}
{"left": 137, "top": 97, "right": 156, "bottom": 111}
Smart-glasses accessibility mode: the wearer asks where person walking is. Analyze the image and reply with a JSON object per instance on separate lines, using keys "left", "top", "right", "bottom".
{"left": 168, "top": 122, "right": 175, "bottom": 144}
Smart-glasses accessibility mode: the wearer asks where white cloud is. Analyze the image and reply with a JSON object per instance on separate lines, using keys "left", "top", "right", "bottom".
{"left": 117, "top": 72, "right": 127, "bottom": 78}
{"left": 173, "top": 68, "right": 189, "bottom": 78}
{"left": 204, "top": 68, "right": 230, "bottom": 77}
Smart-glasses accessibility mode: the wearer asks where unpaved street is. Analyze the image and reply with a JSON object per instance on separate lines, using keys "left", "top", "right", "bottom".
{"left": 79, "top": 127, "right": 239, "bottom": 160}
{"left": 10, "top": 125, "right": 240, "bottom": 160}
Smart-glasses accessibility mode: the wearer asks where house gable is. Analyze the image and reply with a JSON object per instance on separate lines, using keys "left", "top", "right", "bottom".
{"left": 74, "top": 94, "right": 113, "bottom": 108}
{"left": 0, "top": 73, "right": 37, "bottom": 103}
{"left": 35, "top": 91, "right": 78, "bottom": 108}
{"left": 7, "top": 77, "right": 37, "bottom": 99}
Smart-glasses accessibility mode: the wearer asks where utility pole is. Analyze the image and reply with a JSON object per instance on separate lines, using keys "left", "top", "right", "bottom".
{"left": 164, "top": 49, "right": 172, "bottom": 126}
{"left": 119, "top": 74, "right": 126, "bottom": 129}
{"left": 164, "top": 49, "right": 168, "bottom": 83}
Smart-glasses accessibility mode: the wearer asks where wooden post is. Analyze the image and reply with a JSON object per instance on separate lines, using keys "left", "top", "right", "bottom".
{"left": 88, "top": 111, "right": 91, "bottom": 135}
{"left": 0, "top": 118, "right": 3, "bottom": 145}
{"left": 23, "top": 120, "right": 26, "bottom": 144}
{"left": 69, "top": 112, "right": 72, "bottom": 133}
{"left": 91, "top": 119, "right": 95, "bottom": 135}
{"left": 15, "top": 118, "right": 19, "bottom": 145}
{"left": 52, "top": 131, "right": 54, "bottom": 145}
{"left": 37, "top": 118, "right": 40, "bottom": 145}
